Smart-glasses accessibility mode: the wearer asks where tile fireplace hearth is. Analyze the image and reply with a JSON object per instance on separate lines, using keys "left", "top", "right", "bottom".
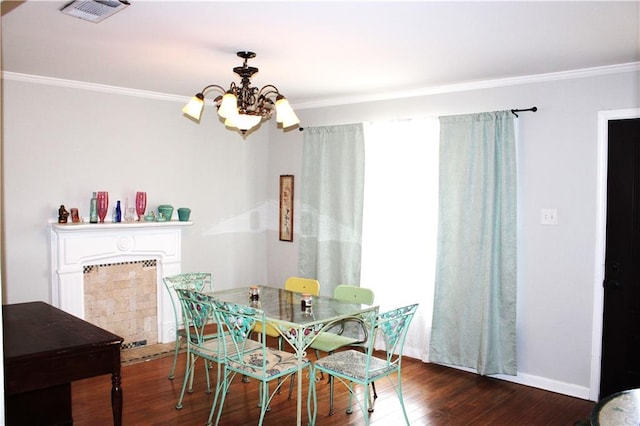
{"left": 49, "top": 221, "right": 192, "bottom": 344}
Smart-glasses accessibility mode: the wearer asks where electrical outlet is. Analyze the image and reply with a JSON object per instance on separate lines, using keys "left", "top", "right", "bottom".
{"left": 540, "top": 208, "right": 558, "bottom": 225}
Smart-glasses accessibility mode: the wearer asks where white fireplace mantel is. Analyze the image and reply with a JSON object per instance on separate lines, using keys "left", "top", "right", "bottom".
{"left": 49, "top": 220, "right": 192, "bottom": 343}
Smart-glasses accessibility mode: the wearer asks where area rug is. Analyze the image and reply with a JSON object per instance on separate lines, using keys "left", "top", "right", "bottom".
{"left": 121, "top": 342, "right": 183, "bottom": 366}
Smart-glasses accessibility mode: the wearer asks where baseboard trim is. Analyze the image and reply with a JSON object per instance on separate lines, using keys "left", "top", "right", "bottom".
{"left": 491, "top": 371, "right": 592, "bottom": 401}
{"left": 424, "top": 360, "right": 592, "bottom": 401}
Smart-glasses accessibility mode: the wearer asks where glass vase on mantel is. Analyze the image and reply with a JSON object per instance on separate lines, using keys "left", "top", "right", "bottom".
{"left": 135, "top": 192, "right": 147, "bottom": 221}
{"left": 97, "top": 191, "right": 109, "bottom": 223}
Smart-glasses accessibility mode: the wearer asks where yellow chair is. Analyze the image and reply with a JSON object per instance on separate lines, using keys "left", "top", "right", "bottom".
{"left": 284, "top": 276, "right": 321, "bottom": 296}
{"left": 254, "top": 277, "right": 320, "bottom": 347}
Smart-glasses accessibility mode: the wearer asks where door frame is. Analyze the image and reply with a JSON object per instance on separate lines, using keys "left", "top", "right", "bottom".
{"left": 590, "top": 108, "right": 640, "bottom": 401}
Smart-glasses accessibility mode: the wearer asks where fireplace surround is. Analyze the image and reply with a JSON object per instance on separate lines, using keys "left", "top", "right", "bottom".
{"left": 49, "top": 220, "right": 192, "bottom": 343}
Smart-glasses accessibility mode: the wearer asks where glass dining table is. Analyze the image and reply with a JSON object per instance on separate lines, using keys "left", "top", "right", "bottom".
{"left": 208, "top": 285, "right": 379, "bottom": 426}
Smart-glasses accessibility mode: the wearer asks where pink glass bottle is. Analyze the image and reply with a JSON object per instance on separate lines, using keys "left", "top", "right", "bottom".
{"left": 135, "top": 192, "right": 147, "bottom": 221}
{"left": 97, "top": 191, "right": 109, "bottom": 223}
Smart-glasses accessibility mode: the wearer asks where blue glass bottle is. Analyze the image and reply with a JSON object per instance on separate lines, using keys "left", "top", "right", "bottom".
{"left": 114, "top": 200, "right": 122, "bottom": 223}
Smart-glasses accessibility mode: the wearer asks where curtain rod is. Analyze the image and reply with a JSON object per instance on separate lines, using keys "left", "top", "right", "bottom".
{"left": 511, "top": 106, "right": 537, "bottom": 117}
{"left": 299, "top": 106, "right": 539, "bottom": 130}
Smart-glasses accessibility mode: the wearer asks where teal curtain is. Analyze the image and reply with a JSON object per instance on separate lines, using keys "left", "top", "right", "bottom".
{"left": 298, "top": 124, "right": 365, "bottom": 297}
{"left": 429, "top": 111, "right": 517, "bottom": 376}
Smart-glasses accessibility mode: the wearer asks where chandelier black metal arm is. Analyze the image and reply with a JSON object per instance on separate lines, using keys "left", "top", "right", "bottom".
{"left": 192, "top": 84, "right": 228, "bottom": 103}
{"left": 182, "top": 51, "right": 300, "bottom": 134}
{"left": 256, "top": 84, "right": 281, "bottom": 99}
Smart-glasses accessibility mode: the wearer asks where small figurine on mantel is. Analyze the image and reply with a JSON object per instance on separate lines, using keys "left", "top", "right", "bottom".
{"left": 70, "top": 208, "right": 80, "bottom": 223}
{"left": 58, "top": 205, "right": 69, "bottom": 224}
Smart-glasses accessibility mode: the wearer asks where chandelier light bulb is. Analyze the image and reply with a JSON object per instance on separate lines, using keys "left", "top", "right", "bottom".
{"left": 182, "top": 93, "right": 205, "bottom": 121}
{"left": 275, "top": 96, "right": 300, "bottom": 128}
{"left": 217, "top": 92, "right": 239, "bottom": 119}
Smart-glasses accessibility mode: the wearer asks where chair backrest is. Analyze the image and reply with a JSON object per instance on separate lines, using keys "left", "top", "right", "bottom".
{"left": 212, "top": 300, "right": 268, "bottom": 374}
{"left": 328, "top": 285, "right": 376, "bottom": 344}
{"left": 367, "top": 304, "right": 419, "bottom": 368}
{"left": 163, "top": 272, "right": 213, "bottom": 329}
{"left": 284, "top": 276, "right": 320, "bottom": 296}
{"left": 174, "top": 288, "right": 216, "bottom": 345}
{"left": 333, "top": 284, "right": 375, "bottom": 305}
{"left": 164, "top": 272, "right": 212, "bottom": 292}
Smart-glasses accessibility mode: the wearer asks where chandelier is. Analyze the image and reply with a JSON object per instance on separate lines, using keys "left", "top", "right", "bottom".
{"left": 182, "top": 51, "right": 300, "bottom": 134}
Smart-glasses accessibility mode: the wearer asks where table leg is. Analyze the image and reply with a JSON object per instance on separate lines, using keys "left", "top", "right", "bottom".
{"left": 274, "top": 320, "right": 325, "bottom": 426}
{"left": 297, "top": 357, "right": 303, "bottom": 426}
{"left": 111, "top": 370, "right": 123, "bottom": 426}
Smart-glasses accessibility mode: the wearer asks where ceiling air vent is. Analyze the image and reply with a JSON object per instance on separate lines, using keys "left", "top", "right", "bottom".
{"left": 61, "top": 0, "right": 130, "bottom": 23}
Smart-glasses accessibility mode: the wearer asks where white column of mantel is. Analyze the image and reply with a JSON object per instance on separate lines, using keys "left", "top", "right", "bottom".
{"left": 159, "top": 260, "right": 182, "bottom": 343}
{"left": 49, "top": 220, "right": 192, "bottom": 342}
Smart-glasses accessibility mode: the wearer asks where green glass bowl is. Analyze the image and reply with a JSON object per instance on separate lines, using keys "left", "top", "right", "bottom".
{"left": 157, "top": 205, "right": 173, "bottom": 221}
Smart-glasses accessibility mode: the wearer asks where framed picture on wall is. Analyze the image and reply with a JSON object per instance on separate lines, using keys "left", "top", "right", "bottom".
{"left": 279, "top": 175, "right": 294, "bottom": 242}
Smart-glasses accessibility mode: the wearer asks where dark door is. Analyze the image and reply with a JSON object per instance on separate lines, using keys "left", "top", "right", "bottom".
{"left": 600, "top": 117, "right": 640, "bottom": 398}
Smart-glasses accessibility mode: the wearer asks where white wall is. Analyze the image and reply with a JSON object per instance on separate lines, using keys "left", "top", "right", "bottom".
{"left": 2, "top": 78, "right": 271, "bottom": 304}
{"left": 265, "top": 124, "right": 304, "bottom": 285}
{"left": 266, "top": 69, "right": 640, "bottom": 399}
{"left": 3, "top": 67, "right": 639, "bottom": 400}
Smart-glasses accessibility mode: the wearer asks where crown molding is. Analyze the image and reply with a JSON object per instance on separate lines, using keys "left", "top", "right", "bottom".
{"left": 294, "top": 62, "right": 640, "bottom": 110}
{"left": 1, "top": 72, "right": 189, "bottom": 103}
{"left": 3, "top": 61, "right": 639, "bottom": 110}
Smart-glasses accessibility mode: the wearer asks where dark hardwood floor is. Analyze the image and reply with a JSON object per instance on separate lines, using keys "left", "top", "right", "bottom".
{"left": 72, "top": 348, "right": 594, "bottom": 425}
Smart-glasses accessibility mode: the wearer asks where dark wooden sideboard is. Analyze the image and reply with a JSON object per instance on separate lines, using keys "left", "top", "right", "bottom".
{"left": 3, "top": 301, "right": 123, "bottom": 425}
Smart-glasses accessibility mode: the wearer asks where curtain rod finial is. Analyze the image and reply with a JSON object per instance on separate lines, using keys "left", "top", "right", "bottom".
{"left": 511, "top": 106, "right": 538, "bottom": 117}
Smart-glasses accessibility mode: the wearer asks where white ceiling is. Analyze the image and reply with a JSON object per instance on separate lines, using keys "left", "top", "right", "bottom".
{"left": 2, "top": 1, "right": 639, "bottom": 108}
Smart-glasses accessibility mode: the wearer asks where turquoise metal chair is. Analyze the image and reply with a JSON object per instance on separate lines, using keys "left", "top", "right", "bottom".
{"left": 253, "top": 277, "right": 319, "bottom": 395}
{"left": 163, "top": 272, "right": 212, "bottom": 380}
{"left": 211, "top": 300, "right": 312, "bottom": 426}
{"left": 302, "top": 285, "right": 376, "bottom": 411}
{"left": 308, "top": 303, "right": 419, "bottom": 425}
{"left": 174, "top": 289, "right": 262, "bottom": 424}
{"left": 173, "top": 288, "right": 225, "bottom": 412}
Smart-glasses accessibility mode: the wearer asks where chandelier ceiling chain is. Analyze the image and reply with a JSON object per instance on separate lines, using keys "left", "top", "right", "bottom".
{"left": 182, "top": 51, "right": 300, "bottom": 134}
